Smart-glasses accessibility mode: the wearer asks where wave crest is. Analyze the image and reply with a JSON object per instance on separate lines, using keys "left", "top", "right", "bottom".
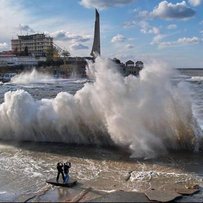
{"left": 0, "top": 57, "right": 201, "bottom": 158}
{"left": 10, "top": 69, "right": 53, "bottom": 84}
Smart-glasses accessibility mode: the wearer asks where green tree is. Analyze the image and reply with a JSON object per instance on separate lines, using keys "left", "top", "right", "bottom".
{"left": 24, "top": 46, "right": 29, "bottom": 56}
{"left": 61, "top": 51, "right": 70, "bottom": 58}
{"left": 61, "top": 50, "right": 70, "bottom": 65}
{"left": 46, "top": 47, "right": 55, "bottom": 62}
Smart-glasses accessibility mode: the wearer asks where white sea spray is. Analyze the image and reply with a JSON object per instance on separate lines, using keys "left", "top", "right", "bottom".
{"left": 10, "top": 68, "right": 53, "bottom": 84}
{"left": 0, "top": 57, "right": 201, "bottom": 158}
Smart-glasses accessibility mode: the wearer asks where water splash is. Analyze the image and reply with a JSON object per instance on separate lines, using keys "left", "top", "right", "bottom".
{"left": 0, "top": 57, "right": 201, "bottom": 158}
{"left": 10, "top": 69, "right": 53, "bottom": 84}
{"left": 188, "top": 76, "right": 203, "bottom": 82}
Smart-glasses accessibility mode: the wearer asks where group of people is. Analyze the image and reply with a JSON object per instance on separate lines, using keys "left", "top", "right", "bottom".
{"left": 56, "top": 162, "right": 71, "bottom": 183}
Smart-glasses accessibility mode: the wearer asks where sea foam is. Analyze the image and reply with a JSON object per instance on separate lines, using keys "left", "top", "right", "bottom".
{"left": 10, "top": 68, "right": 53, "bottom": 84}
{"left": 0, "top": 57, "right": 201, "bottom": 158}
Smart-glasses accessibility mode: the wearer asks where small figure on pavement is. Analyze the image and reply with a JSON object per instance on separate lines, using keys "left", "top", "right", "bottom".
{"left": 56, "top": 162, "right": 65, "bottom": 182}
{"left": 63, "top": 162, "right": 71, "bottom": 183}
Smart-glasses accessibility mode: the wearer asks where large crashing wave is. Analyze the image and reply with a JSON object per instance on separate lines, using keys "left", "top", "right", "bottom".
{"left": 0, "top": 57, "right": 201, "bottom": 158}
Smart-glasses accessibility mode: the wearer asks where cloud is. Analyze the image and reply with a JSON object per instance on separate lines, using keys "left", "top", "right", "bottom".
{"left": 70, "top": 43, "right": 89, "bottom": 50}
{"left": 124, "top": 1, "right": 195, "bottom": 33}
{"left": 123, "top": 20, "right": 137, "bottom": 28}
{"left": 139, "top": 21, "right": 160, "bottom": 34}
{"left": 188, "top": 0, "right": 202, "bottom": 6}
{"left": 18, "top": 24, "right": 35, "bottom": 33}
{"left": 0, "top": 0, "right": 30, "bottom": 41}
{"left": 0, "top": 42, "right": 8, "bottom": 50}
{"left": 111, "top": 34, "right": 126, "bottom": 43}
{"left": 135, "top": 10, "right": 150, "bottom": 19}
{"left": 152, "top": 36, "right": 201, "bottom": 48}
{"left": 127, "top": 1, "right": 195, "bottom": 26}
{"left": 80, "top": 0, "right": 135, "bottom": 9}
{"left": 124, "top": 19, "right": 160, "bottom": 35}
{"left": 167, "top": 24, "right": 177, "bottom": 29}
{"left": 49, "top": 30, "right": 91, "bottom": 53}
{"left": 50, "top": 30, "right": 91, "bottom": 42}
{"left": 177, "top": 37, "right": 201, "bottom": 44}
{"left": 126, "top": 44, "right": 134, "bottom": 49}
{"left": 151, "top": 34, "right": 167, "bottom": 45}
{"left": 152, "top": 1, "right": 195, "bottom": 20}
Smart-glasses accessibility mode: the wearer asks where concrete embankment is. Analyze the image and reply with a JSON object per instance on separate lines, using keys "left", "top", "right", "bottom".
{"left": 18, "top": 181, "right": 201, "bottom": 202}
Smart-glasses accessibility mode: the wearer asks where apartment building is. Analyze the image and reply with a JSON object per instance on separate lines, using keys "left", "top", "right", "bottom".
{"left": 11, "top": 34, "right": 53, "bottom": 57}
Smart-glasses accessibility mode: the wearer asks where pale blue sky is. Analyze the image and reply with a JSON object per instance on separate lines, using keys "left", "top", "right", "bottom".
{"left": 0, "top": 0, "right": 202, "bottom": 68}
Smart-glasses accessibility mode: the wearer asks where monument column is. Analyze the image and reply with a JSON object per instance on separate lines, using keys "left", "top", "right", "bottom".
{"left": 90, "top": 9, "right": 101, "bottom": 57}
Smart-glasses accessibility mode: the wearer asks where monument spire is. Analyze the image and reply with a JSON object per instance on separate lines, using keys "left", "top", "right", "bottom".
{"left": 90, "top": 9, "right": 101, "bottom": 57}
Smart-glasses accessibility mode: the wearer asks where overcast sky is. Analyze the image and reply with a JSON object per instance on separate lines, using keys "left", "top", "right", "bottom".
{"left": 0, "top": 0, "right": 202, "bottom": 68}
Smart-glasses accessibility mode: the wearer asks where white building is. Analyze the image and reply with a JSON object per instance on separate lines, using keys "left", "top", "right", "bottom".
{"left": 11, "top": 34, "right": 53, "bottom": 57}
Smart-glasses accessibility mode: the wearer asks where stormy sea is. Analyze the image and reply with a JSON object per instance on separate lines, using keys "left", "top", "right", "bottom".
{"left": 0, "top": 57, "right": 203, "bottom": 201}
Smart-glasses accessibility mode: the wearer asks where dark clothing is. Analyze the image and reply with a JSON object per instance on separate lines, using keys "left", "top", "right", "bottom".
{"left": 64, "top": 162, "right": 71, "bottom": 183}
{"left": 56, "top": 162, "right": 64, "bottom": 182}
{"left": 57, "top": 162, "right": 63, "bottom": 172}
{"left": 56, "top": 171, "right": 65, "bottom": 182}
{"left": 64, "top": 163, "right": 71, "bottom": 174}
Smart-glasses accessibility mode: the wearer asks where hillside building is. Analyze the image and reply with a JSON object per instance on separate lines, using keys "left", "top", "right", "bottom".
{"left": 11, "top": 34, "right": 53, "bottom": 57}
{"left": 124, "top": 60, "right": 144, "bottom": 76}
{"left": 112, "top": 58, "right": 144, "bottom": 76}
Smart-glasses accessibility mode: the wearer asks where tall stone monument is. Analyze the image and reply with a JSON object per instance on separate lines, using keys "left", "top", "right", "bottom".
{"left": 90, "top": 9, "right": 101, "bottom": 57}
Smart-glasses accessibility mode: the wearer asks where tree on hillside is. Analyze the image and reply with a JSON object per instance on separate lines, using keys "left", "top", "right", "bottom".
{"left": 46, "top": 47, "right": 60, "bottom": 62}
{"left": 62, "top": 50, "right": 70, "bottom": 58}
{"left": 61, "top": 50, "right": 70, "bottom": 65}
{"left": 24, "top": 46, "right": 29, "bottom": 56}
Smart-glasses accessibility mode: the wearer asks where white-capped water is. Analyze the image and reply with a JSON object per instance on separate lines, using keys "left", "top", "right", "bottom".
{"left": 0, "top": 57, "right": 201, "bottom": 159}
{"left": 10, "top": 68, "right": 54, "bottom": 84}
{"left": 188, "top": 76, "right": 203, "bottom": 82}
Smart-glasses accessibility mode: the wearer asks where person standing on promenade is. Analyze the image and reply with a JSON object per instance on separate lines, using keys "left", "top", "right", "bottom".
{"left": 56, "top": 162, "right": 64, "bottom": 182}
{"left": 64, "top": 162, "right": 71, "bottom": 183}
